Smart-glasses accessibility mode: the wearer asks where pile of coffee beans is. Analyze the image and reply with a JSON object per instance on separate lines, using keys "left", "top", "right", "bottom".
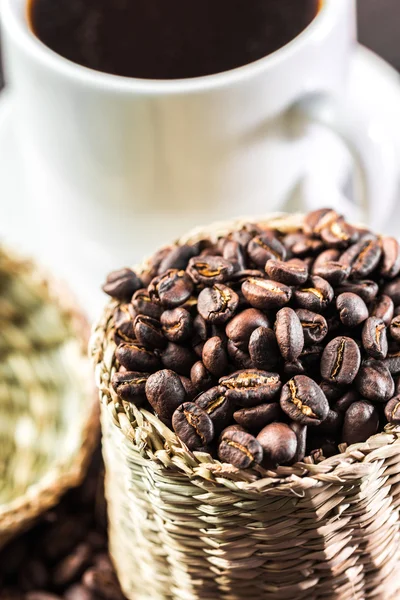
{"left": 103, "top": 209, "right": 400, "bottom": 470}
{"left": 0, "top": 447, "right": 126, "bottom": 600}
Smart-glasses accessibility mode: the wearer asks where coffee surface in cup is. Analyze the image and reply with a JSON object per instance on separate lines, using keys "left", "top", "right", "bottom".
{"left": 28, "top": 0, "right": 320, "bottom": 80}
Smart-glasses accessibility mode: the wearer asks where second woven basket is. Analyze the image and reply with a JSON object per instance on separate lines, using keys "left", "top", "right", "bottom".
{"left": 91, "top": 214, "right": 400, "bottom": 600}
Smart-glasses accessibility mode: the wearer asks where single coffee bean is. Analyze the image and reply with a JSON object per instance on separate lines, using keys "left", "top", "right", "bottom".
{"left": 220, "top": 369, "right": 281, "bottom": 407}
{"left": 134, "top": 315, "right": 166, "bottom": 349}
{"left": 226, "top": 308, "right": 270, "bottom": 351}
{"left": 172, "top": 402, "right": 214, "bottom": 450}
{"left": 113, "top": 303, "right": 136, "bottom": 328}
{"left": 334, "top": 389, "right": 359, "bottom": 413}
{"left": 226, "top": 339, "right": 253, "bottom": 369}
{"left": 257, "top": 423, "right": 297, "bottom": 468}
{"left": 390, "top": 315, "right": 400, "bottom": 342}
{"left": 294, "top": 276, "right": 334, "bottom": 312}
{"left": 280, "top": 375, "right": 329, "bottom": 426}
{"left": 320, "top": 217, "right": 357, "bottom": 249}
{"left": 303, "top": 208, "right": 339, "bottom": 235}
{"left": 149, "top": 269, "right": 194, "bottom": 308}
{"left": 102, "top": 268, "right": 142, "bottom": 301}
{"left": 283, "top": 232, "right": 323, "bottom": 256}
{"left": 116, "top": 342, "right": 161, "bottom": 372}
{"left": 145, "top": 370, "right": 186, "bottom": 419}
{"left": 158, "top": 244, "right": 199, "bottom": 273}
{"left": 247, "top": 232, "right": 286, "bottom": 267}
{"left": 52, "top": 543, "right": 92, "bottom": 587}
{"left": 219, "top": 424, "right": 245, "bottom": 440}
{"left": 187, "top": 255, "right": 235, "bottom": 285}
{"left": 222, "top": 240, "right": 246, "bottom": 271}
{"left": 340, "top": 235, "right": 382, "bottom": 278}
{"left": 228, "top": 268, "right": 265, "bottom": 284}
{"left": 355, "top": 359, "right": 394, "bottom": 402}
{"left": 319, "top": 380, "right": 344, "bottom": 402}
{"left": 312, "top": 248, "right": 340, "bottom": 268}
{"left": 233, "top": 403, "right": 281, "bottom": 431}
{"left": 242, "top": 278, "right": 292, "bottom": 310}
{"left": 192, "top": 313, "right": 210, "bottom": 343}
{"left": 195, "top": 386, "right": 231, "bottom": 431}
{"left": 289, "top": 422, "right": 307, "bottom": 463}
{"left": 362, "top": 317, "right": 388, "bottom": 359}
{"left": 370, "top": 295, "right": 394, "bottom": 326}
{"left": 197, "top": 284, "right": 239, "bottom": 324}
{"left": 295, "top": 309, "right": 328, "bottom": 346}
{"left": 218, "top": 429, "right": 263, "bottom": 469}
{"left": 335, "top": 280, "right": 379, "bottom": 303}
{"left": 384, "top": 396, "right": 400, "bottom": 424}
{"left": 160, "top": 307, "right": 193, "bottom": 343}
{"left": 114, "top": 313, "right": 136, "bottom": 345}
{"left": 320, "top": 337, "right": 361, "bottom": 385}
{"left": 336, "top": 292, "right": 369, "bottom": 328}
{"left": 312, "top": 260, "right": 350, "bottom": 286}
{"left": 161, "top": 342, "right": 196, "bottom": 376}
{"left": 384, "top": 350, "right": 400, "bottom": 375}
{"left": 190, "top": 361, "right": 214, "bottom": 392}
{"left": 318, "top": 409, "right": 343, "bottom": 435}
{"left": 131, "top": 288, "right": 163, "bottom": 319}
{"left": 380, "top": 236, "right": 400, "bottom": 278}
{"left": 265, "top": 258, "right": 308, "bottom": 286}
{"left": 202, "top": 336, "right": 229, "bottom": 378}
{"left": 111, "top": 371, "right": 149, "bottom": 405}
{"left": 342, "top": 401, "right": 379, "bottom": 445}
{"left": 275, "top": 307, "right": 304, "bottom": 361}
{"left": 383, "top": 277, "right": 400, "bottom": 306}
{"left": 248, "top": 326, "right": 279, "bottom": 370}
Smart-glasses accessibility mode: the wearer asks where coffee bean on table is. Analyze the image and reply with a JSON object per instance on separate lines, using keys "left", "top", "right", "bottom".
{"left": 160, "top": 307, "right": 193, "bottom": 343}
{"left": 335, "top": 280, "right": 379, "bottom": 303}
{"left": 355, "top": 359, "right": 394, "bottom": 402}
{"left": 131, "top": 289, "right": 163, "bottom": 319}
{"left": 161, "top": 342, "right": 196, "bottom": 376}
{"left": 220, "top": 369, "right": 281, "bottom": 407}
{"left": 233, "top": 403, "right": 281, "bottom": 431}
{"left": 390, "top": 315, "right": 400, "bottom": 342}
{"left": 247, "top": 233, "right": 286, "bottom": 267}
{"left": 242, "top": 278, "right": 292, "bottom": 310}
{"left": 384, "top": 396, "right": 400, "bottom": 424}
{"left": 195, "top": 386, "right": 231, "bottom": 431}
{"left": 248, "top": 327, "right": 279, "bottom": 370}
{"left": 116, "top": 342, "right": 161, "bottom": 372}
{"left": 294, "top": 276, "right": 334, "bottom": 312}
{"left": 102, "top": 268, "right": 142, "bottom": 300}
{"left": 280, "top": 375, "right": 329, "bottom": 426}
{"left": 145, "top": 370, "right": 186, "bottom": 419}
{"left": 320, "top": 337, "right": 361, "bottom": 385}
{"left": 362, "top": 317, "right": 388, "bottom": 359}
{"left": 295, "top": 309, "right": 328, "bottom": 345}
{"left": 149, "top": 269, "right": 194, "bottom": 308}
{"left": 340, "top": 235, "right": 382, "bottom": 278}
{"left": 172, "top": 402, "right": 214, "bottom": 450}
{"left": 336, "top": 292, "right": 368, "bottom": 327}
{"left": 202, "top": 336, "right": 228, "bottom": 378}
{"left": 265, "top": 258, "right": 308, "bottom": 286}
{"left": 218, "top": 428, "right": 263, "bottom": 469}
{"left": 111, "top": 371, "right": 149, "bottom": 405}
{"left": 370, "top": 295, "right": 394, "bottom": 325}
{"left": 187, "top": 256, "right": 235, "bottom": 285}
{"left": 190, "top": 361, "right": 214, "bottom": 392}
{"left": 380, "top": 236, "right": 400, "bottom": 278}
{"left": 134, "top": 315, "right": 166, "bottom": 349}
{"left": 342, "top": 401, "right": 379, "bottom": 445}
{"left": 226, "top": 308, "right": 270, "bottom": 351}
{"left": 257, "top": 423, "right": 297, "bottom": 468}
{"left": 274, "top": 307, "right": 304, "bottom": 361}
{"left": 197, "top": 284, "right": 239, "bottom": 324}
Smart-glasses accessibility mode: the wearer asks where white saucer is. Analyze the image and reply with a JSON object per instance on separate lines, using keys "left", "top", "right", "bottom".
{"left": 0, "top": 45, "right": 400, "bottom": 313}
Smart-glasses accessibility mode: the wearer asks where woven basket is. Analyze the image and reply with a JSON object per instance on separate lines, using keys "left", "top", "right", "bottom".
{"left": 0, "top": 246, "right": 99, "bottom": 548}
{"left": 90, "top": 214, "right": 400, "bottom": 600}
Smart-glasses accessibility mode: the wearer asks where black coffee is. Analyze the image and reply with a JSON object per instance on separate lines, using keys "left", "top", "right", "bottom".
{"left": 28, "top": 0, "right": 320, "bottom": 80}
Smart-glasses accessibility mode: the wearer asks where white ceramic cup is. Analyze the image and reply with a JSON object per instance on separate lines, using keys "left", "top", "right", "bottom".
{"left": 1, "top": 0, "right": 398, "bottom": 312}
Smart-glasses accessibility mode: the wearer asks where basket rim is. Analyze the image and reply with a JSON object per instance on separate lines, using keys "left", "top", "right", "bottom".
{"left": 90, "top": 213, "right": 400, "bottom": 493}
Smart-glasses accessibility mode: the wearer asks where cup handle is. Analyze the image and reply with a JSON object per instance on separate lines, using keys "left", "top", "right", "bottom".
{"left": 292, "top": 94, "right": 399, "bottom": 229}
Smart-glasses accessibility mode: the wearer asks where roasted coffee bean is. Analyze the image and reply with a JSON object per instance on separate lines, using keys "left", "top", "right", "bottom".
{"left": 303, "top": 208, "right": 339, "bottom": 235}
{"left": 222, "top": 240, "right": 246, "bottom": 271}
{"left": 370, "top": 295, "right": 394, "bottom": 326}
{"left": 312, "top": 260, "right": 350, "bottom": 285}
{"left": 179, "top": 376, "right": 197, "bottom": 400}
{"left": 192, "top": 313, "right": 210, "bottom": 343}
{"left": 289, "top": 422, "right": 307, "bottom": 463}
{"left": 220, "top": 369, "right": 281, "bottom": 407}
{"left": 195, "top": 386, "right": 231, "bottom": 431}
{"left": 294, "top": 276, "right": 334, "bottom": 312}
{"left": 187, "top": 255, "right": 235, "bottom": 285}
{"left": 319, "top": 380, "right": 343, "bottom": 402}
{"left": 320, "top": 337, "right": 361, "bottom": 385}
{"left": 334, "top": 389, "right": 359, "bottom": 413}
{"left": 336, "top": 292, "right": 369, "bottom": 328}
{"left": 248, "top": 327, "right": 279, "bottom": 370}
{"left": 131, "top": 289, "right": 162, "bottom": 319}
{"left": 52, "top": 543, "right": 92, "bottom": 587}
{"left": 226, "top": 340, "right": 253, "bottom": 369}
{"left": 113, "top": 312, "right": 136, "bottom": 345}
{"left": 283, "top": 359, "right": 305, "bottom": 377}
{"left": 226, "top": 308, "right": 270, "bottom": 351}
{"left": 312, "top": 248, "right": 340, "bottom": 269}
{"left": 116, "top": 342, "right": 161, "bottom": 372}
{"left": 384, "top": 350, "right": 400, "bottom": 375}
{"left": 242, "top": 278, "right": 292, "bottom": 310}
{"left": 218, "top": 429, "right": 263, "bottom": 469}
{"left": 202, "top": 336, "right": 228, "bottom": 378}
{"left": 111, "top": 371, "right": 149, "bottom": 405}
{"left": 158, "top": 244, "right": 199, "bottom": 273}
{"left": 265, "top": 258, "right": 308, "bottom": 286}
{"left": 145, "top": 370, "right": 186, "bottom": 418}
{"left": 299, "top": 345, "right": 324, "bottom": 373}
{"left": 340, "top": 235, "right": 381, "bottom": 278}
{"left": 172, "top": 402, "right": 214, "bottom": 450}
{"left": 161, "top": 342, "right": 196, "bottom": 376}
{"left": 247, "top": 233, "right": 286, "bottom": 267}
{"left": 197, "top": 284, "right": 239, "bottom": 324}
{"left": 82, "top": 568, "right": 125, "bottom": 600}
{"left": 102, "top": 268, "right": 142, "bottom": 301}
{"left": 274, "top": 307, "right": 304, "bottom": 362}
{"left": 390, "top": 315, "right": 400, "bottom": 342}
{"left": 320, "top": 217, "right": 357, "bottom": 249}
{"left": 355, "top": 359, "right": 394, "bottom": 402}
{"left": 380, "top": 236, "right": 400, "bottom": 278}
{"left": 228, "top": 268, "right": 265, "bottom": 284}
{"left": 113, "top": 303, "right": 136, "bottom": 328}
{"left": 383, "top": 277, "right": 400, "bottom": 306}
{"left": 362, "top": 317, "right": 388, "bottom": 359}
{"left": 318, "top": 409, "right": 342, "bottom": 435}
{"left": 257, "top": 423, "right": 297, "bottom": 468}
{"left": 280, "top": 375, "right": 329, "bottom": 426}
{"left": 294, "top": 309, "right": 328, "bottom": 346}
{"left": 160, "top": 307, "right": 193, "bottom": 343}
{"left": 342, "top": 400, "right": 379, "bottom": 445}
{"left": 230, "top": 223, "right": 263, "bottom": 246}
{"left": 233, "top": 402, "right": 281, "bottom": 431}
{"left": 335, "top": 280, "right": 379, "bottom": 303}
{"left": 134, "top": 315, "right": 166, "bottom": 349}
{"left": 219, "top": 424, "right": 245, "bottom": 440}
{"left": 384, "top": 396, "right": 400, "bottom": 424}
{"left": 149, "top": 269, "right": 193, "bottom": 308}
{"left": 190, "top": 361, "right": 214, "bottom": 393}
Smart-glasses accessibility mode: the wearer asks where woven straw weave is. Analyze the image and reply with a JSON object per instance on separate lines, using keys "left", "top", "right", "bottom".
{"left": 0, "top": 246, "right": 99, "bottom": 548}
{"left": 90, "top": 214, "right": 400, "bottom": 600}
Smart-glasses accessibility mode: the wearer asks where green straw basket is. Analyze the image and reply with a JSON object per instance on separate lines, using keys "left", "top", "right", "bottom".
{"left": 90, "top": 215, "right": 400, "bottom": 600}
{"left": 0, "top": 246, "right": 98, "bottom": 548}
